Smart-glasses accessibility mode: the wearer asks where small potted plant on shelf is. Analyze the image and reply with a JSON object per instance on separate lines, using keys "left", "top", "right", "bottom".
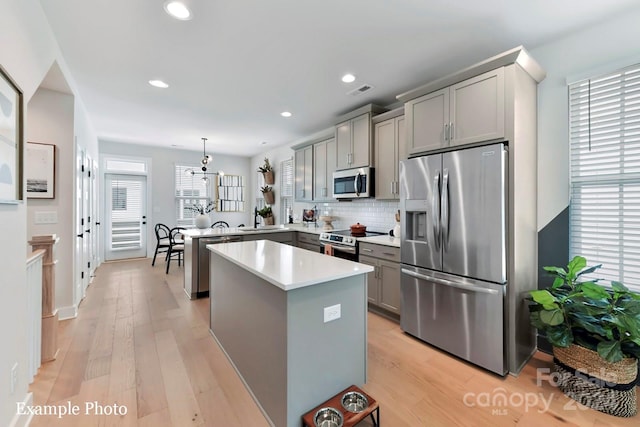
{"left": 258, "top": 158, "right": 274, "bottom": 185}
{"left": 261, "top": 185, "right": 275, "bottom": 205}
{"left": 257, "top": 205, "right": 275, "bottom": 226}
{"left": 528, "top": 256, "right": 640, "bottom": 417}
{"left": 187, "top": 201, "right": 215, "bottom": 229}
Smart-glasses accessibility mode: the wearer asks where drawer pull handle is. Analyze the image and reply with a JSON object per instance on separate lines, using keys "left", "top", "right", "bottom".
{"left": 383, "top": 252, "right": 396, "bottom": 257}
{"left": 361, "top": 248, "right": 373, "bottom": 252}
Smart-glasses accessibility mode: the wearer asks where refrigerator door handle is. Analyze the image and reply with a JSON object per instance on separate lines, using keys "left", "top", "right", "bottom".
{"left": 432, "top": 172, "right": 441, "bottom": 250}
{"left": 441, "top": 169, "right": 450, "bottom": 249}
{"left": 401, "top": 269, "right": 499, "bottom": 295}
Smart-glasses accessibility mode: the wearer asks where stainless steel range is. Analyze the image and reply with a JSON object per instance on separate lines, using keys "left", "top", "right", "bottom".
{"left": 319, "top": 230, "right": 385, "bottom": 261}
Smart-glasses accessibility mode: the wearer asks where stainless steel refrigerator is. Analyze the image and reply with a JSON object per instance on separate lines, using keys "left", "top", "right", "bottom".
{"left": 399, "top": 142, "right": 508, "bottom": 375}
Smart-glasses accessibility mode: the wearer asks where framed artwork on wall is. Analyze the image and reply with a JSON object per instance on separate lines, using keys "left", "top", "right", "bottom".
{"left": 26, "top": 142, "right": 56, "bottom": 199}
{"left": 0, "top": 64, "right": 24, "bottom": 203}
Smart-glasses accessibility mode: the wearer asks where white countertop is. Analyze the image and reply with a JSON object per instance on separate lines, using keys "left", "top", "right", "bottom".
{"left": 180, "top": 223, "right": 348, "bottom": 238}
{"left": 207, "top": 240, "right": 373, "bottom": 291}
{"left": 358, "top": 234, "right": 401, "bottom": 248}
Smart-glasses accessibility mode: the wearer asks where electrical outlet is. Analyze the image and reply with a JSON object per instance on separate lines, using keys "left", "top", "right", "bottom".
{"left": 323, "top": 304, "right": 341, "bottom": 323}
{"left": 10, "top": 363, "right": 17, "bottom": 395}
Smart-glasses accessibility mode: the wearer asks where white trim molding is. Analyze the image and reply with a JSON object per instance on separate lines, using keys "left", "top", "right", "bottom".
{"left": 57, "top": 305, "right": 77, "bottom": 320}
{"left": 9, "top": 392, "right": 33, "bottom": 427}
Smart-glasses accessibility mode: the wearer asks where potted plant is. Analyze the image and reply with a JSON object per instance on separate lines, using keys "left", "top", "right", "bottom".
{"left": 186, "top": 201, "right": 215, "bottom": 229}
{"left": 258, "top": 158, "right": 275, "bottom": 185}
{"left": 257, "top": 205, "right": 275, "bottom": 226}
{"left": 529, "top": 256, "right": 640, "bottom": 417}
{"left": 261, "top": 185, "right": 275, "bottom": 205}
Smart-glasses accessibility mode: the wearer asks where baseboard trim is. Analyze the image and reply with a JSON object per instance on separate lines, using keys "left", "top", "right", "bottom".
{"left": 9, "top": 392, "right": 33, "bottom": 427}
{"left": 57, "top": 304, "right": 78, "bottom": 320}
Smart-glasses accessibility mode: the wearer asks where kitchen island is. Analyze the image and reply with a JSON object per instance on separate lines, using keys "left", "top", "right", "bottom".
{"left": 207, "top": 240, "right": 373, "bottom": 427}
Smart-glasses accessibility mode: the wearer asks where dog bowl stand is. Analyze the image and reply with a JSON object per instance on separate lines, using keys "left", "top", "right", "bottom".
{"left": 302, "top": 385, "right": 379, "bottom": 427}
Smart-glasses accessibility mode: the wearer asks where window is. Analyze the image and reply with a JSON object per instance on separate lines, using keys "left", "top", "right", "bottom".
{"left": 280, "top": 158, "right": 293, "bottom": 220}
{"left": 175, "top": 165, "right": 211, "bottom": 226}
{"left": 112, "top": 187, "right": 127, "bottom": 210}
{"left": 569, "top": 63, "right": 640, "bottom": 290}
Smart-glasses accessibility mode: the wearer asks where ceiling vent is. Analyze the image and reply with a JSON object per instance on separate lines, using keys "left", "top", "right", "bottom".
{"left": 347, "top": 84, "right": 373, "bottom": 96}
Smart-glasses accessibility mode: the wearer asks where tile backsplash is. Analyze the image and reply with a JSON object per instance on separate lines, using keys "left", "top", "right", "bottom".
{"left": 293, "top": 200, "right": 400, "bottom": 234}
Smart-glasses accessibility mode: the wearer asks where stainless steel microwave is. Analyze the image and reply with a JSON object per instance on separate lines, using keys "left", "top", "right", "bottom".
{"left": 332, "top": 167, "right": 374, "bottom": 199}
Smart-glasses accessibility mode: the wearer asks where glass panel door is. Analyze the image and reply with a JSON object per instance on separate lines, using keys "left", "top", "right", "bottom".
{"left": 105, "top": 173, "right": 147, "bottom": 260}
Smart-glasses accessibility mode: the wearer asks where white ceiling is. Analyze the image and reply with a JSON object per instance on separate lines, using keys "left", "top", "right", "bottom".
{"left": 38, "top": 0, "right": 640, "bottom": 156}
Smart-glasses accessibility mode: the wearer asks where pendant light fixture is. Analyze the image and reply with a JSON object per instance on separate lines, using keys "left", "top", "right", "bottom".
{"left": 185, "top": 137, "right": 224, "bottom": 184}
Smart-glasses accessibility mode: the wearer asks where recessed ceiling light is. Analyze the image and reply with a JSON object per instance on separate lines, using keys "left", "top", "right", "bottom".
{"left": 164, "top": 1, "right": 192, "bottom": 20}
{"left": 281, "top": 111, "right": 292, "bottom": 118}
{"left": 342, "top": 74, "right": 356, "bottom": 83}
{"left": 149, "top": 80, "right": 169, "bottom": 88}
{"left": 261, "top": 141, "right": 268, "bottom": 145}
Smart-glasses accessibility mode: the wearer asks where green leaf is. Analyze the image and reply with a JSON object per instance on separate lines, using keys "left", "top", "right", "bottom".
{"left": 570, "top": 313, "right": 609, "bottom": 337}
{"left": 579, "top": 282, "right": 609, "bottom": 300}
{"left": 575, "top": 264, "right": 602, "bottom": 279}
{"left": 551, "top": 277, "right": 565, "bottom": 289}
{"left": 568, "top": 256, "right": 587, "bottom": 276}
{"left": 616, "top": 313, "right": 640, "bottom": 338}
{"left": 547, "top": 325, "right": 573, "bottom": 347}
{"left": 530, "top": 290, "right": 557, "bottom": 309}
{"left": 611, "top": 281, "right": 629, "bottom": 293}
{"left": 540, "top": 309, "right": 565, "bottom": 326}
{"left": 597, "top": 340, "right": 624, "bottom": 363}
{"left": 543, "top": 266, "right": 567, "bottom": 277}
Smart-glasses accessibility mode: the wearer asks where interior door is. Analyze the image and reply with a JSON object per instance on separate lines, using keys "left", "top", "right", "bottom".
{"left": 82, "top": 154, "right": 91, "bottom": 295}
{"left": 441, "top": 143, "right": 507, "bottom": 283}
{"left": 105, "top": 174, "right": 147, "bottom": 260}
{"left": 75, "top": 144, "right": 85, "bottom": 305}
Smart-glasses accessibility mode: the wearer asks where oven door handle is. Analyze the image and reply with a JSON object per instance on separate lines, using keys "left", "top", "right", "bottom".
{"left": 331, "top": 245, "right": 356, "bottom": 254}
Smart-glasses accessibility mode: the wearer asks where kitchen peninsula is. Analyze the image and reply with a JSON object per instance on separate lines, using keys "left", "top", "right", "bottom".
{"left": 207, "top": 240, "right": 373, "bottom": 427}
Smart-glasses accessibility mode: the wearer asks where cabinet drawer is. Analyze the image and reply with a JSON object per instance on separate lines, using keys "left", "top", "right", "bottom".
{"left": 297, "top": 232, "right": 320, "bottom": 245}
{"left": 359, "top": 242, "right": 400, "bottom": 262}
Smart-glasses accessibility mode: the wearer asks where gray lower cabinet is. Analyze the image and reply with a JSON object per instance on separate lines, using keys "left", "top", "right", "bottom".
{"left": 296, "top": 232, "right": 321, "bottom": 253}
{"left": 359, "top": 243, "right": 401, "bottom": 316}
{"left": 243, "top": 232, "right": 294, "bottom": 246}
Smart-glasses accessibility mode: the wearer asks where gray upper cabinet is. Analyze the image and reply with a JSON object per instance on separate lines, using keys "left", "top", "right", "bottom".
{"left": 405, "top": 68, "right": 505, "bottom": 156}
{"left": 405, "top": 88, "right": 449, "bottom": 154}
{"left": 335, "top": 112, "right": 372, "bottom": 170}
{"left": 294, "top": 145, "right": 313, "bottom": 201}
{"left": 374, "top": 115, "right": 405, "bottom": 200}
{"left": 313, "top": 138, "right": 336, "bottom": 201}
{"left": 450, "top": 68, "right": 504, "bottom": 147}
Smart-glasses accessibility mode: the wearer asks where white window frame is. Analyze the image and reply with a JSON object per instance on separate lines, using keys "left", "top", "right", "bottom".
{"left": 569, "top": 63, "right": 640, "bottom": 291}
{"left": 280, "top": 158, "right": 293, "bottom": 221}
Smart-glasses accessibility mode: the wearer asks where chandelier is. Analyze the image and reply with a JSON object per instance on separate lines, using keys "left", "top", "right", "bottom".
{"left": 185, "top": 137, "right": 224, "bottom": 184}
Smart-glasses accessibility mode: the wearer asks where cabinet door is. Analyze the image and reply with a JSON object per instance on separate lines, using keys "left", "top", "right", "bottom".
{"left": 358, "top": 255, "right": 379, "bottom": 305}
{"left": 335, "top": 120, "right": 351, "bottom": 170}
{"left": 303, "top": 145, "right": 313, "bottom": 201}
{"left": 350, "top": 113, "right": 371, "bottom": 168}
{"left": 325, "top": 138, "right": 337, "bottom": 198}
{"left": 406, "top": 88, "right": 449, "bottom": 155}
{"left": 378, "top": 260, "right": 401, "bottom": 314}
{"left": 295, "top": 146, "right": 313, "bottom": 201}
{"left": 313, "top": 141, "right": 327, "bottom": 201}
{"left": 396, "top": 115, "right": 407, "bottom": 162}
{"left": 450, "top": 67, "right": 504, "bottom": 147}
{"left": 374, "top": 119, "right": 396, "bottom": 200}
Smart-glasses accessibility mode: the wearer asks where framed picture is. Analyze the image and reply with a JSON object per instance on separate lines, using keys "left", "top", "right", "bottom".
{"left": 0, "top": 65, "right": 24, "bottom": 203}
{"left": 26, "top": 142, "right": 56, "bottom": 199}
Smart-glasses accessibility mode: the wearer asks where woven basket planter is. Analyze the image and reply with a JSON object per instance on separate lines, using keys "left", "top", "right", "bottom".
{"left": 262, "top": 216, "right": 275, "bottom": 226}
{"left": 262, "top": 171, "right": 274, "bottom": 185}
{"left": 263, "top": 190, "right": 275, "bottom": 205}
{"left": 553, "top": 344, "right": 638, "bottom": 417}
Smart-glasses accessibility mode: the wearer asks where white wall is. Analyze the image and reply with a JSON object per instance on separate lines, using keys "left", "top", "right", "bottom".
{"left": 26, "top": 88, "right": 76, "bottom": 314}
{"left": 99, "top": 140, "right": 252, "bottom": 258}
{"left": 0, "top": 0, "right": 98, "bottom": 425}
{"left": 532, "top": 7, "right": 640, "bottom": 230}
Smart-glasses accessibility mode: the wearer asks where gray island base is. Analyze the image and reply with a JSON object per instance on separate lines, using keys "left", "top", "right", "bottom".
{"left": 207, "top": 240, "right": 372, "bottom": 427}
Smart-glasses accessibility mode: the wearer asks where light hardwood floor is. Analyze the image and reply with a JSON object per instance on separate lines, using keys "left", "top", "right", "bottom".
{"left": 29, "top": 259, "right": 637, "bottom": 426}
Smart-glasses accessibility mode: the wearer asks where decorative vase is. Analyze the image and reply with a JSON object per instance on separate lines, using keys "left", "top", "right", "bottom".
{"left": 195, "top": 213, "right": 210, "bottom": 229}
{"left": 263, "top": 215, "right": 275, "bottom": 226}
{"left": 263, "top": 190, "right": 275, "bottom": 205}
{"left": 263, "top": 171, "right": 275, "bottom": 185}
{"left": 393, "top": 222, "right": 401, "bottom": 239}
{"left": 552, "top": 344, "right": 638, "bottom": 417}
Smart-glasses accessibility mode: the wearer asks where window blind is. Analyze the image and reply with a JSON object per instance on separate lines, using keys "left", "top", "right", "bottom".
{"left": 280, "top": 158, "right": 293, "bottom": 219}
{"left": 569, "top": 63, "right": 640, "bottom": 290}
{"left": 109, "top": 176, "right": 143, "bottom": 250}
{"left": 175, "top": 165, "right": 210, "bottom": 226}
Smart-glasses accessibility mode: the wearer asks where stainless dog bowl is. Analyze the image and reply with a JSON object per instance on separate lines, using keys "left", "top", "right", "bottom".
{"left": 341, "top": 391, "right": 369, "bottom": 413}
{"left": 313, "top": 407, "right": 343, "bottom": 427}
